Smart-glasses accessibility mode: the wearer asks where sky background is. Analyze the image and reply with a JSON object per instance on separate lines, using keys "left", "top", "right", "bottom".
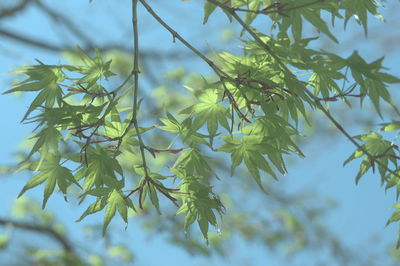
{"left": 0, "top": 1, "right": 399, "bottom": 265}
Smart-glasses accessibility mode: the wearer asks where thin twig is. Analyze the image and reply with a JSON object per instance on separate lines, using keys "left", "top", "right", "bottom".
{"left": 131, "top": 0, "right": 150, "bottom": 179}
{"left": 139, "top": 0, "right": 222, "bottom": 76}
{"left": 139, "top": 0, "right": 255, "bottom": 125}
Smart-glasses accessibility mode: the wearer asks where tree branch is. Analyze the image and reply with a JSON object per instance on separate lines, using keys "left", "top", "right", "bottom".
{"left": 138, "top": 0, "right": 400, "bottom": 180}
{"left": 138, "top": 0, "right": 254, "bottom": 123}
{"left": 130, "top": 0, "right": 150, "bottom": 179}
{"left": 0, "top": 28, "right": 68, "bottom": 52}
{"left": 0, "top": 27, "right": 202, "bottom": 61}
{"left": 139, "top": 0, "right": 222, "bottom": 76}
{"left": 0, "top": 0, "right": 31, "bottom": 19}
{"left": 33, "top": 0, "right": 94, "bottom": 47}
{"left": 0, "top": 218, "right": 75, "bottom": 254}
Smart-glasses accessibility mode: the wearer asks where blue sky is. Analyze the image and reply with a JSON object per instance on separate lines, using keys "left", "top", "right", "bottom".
{"left": 0, "top": 1, "right": 399, "bottom": 265}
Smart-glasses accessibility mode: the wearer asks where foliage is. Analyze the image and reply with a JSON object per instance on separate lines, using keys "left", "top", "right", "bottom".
{"left": 2, "top": 0, "right": 400, "bottom": 259}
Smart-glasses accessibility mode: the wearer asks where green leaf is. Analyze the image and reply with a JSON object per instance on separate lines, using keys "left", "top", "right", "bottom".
{"left": 76, "top": 145, "right": 123, "bottom": 191}
{"left": 148, "top": 183, "right": 161, "bottom": 214}
{"left": 177, "top": 175, "right": 224, "bottom": 239}
{"left": 302, "top": 9, "right": 338, "bottom": 43}
{"left": 43, "top": 174, "right": 57, "bottom": 209}
{"left": 244, "top": 0, "right": 261, "bottom": 28}
{"left": 17, "top": 154, "right": 76, "bottom": 208}
{"left": 219, "top": 135, "right": 282, "bottom": 184}
{"left": 184, "top": 206, "right": 197, "bottom": 231}
{"left": 198, "top": 213, "right": 209, "bottom": 241}
{"left": 77, "top": 197, "right": 108, "bottom": 222}
{"left": 173, "top": 148, "right": 214, "bottom": 177}
{"left": 71, "top": 46, "right": 116, "bottom": 88}
{"left": 382, "top": 121, "right": 400, "bottom": 132}
{"left": 188, "top": 89, "right": 230, "bottom": 145}
{"left": 26, "top": 126, "right": 62, "bottom": 162}
{"left": 17, "top": 172, "right": 48, "bottom": 198}
{"left": 387, "top": 204, "right": 400, "bottom": 226}
{"left": 176, "top": 203, "right": 189, "bottom": 215}
{"left": 355, "top": 158, "right": 371, "bottom": 184}
{"left": 4, "top": 64, "right": 64, "bottom": 95}
{"left": 203, "top": 2, "right": 217, "bottom": 24}
{"left": 3, "top": 81, "right": 43, "bottom": 94}
{"left": 103, "top": 198, "right": 117, "bottom": 235}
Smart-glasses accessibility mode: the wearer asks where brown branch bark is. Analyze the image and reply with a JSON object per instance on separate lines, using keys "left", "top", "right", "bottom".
{"left": 0, "top": 27, "right": 202, "bottom": 61}
{"left": 0, "top": 218, "right": 75, "bottom": 254}
{"left": 33, "top": 0, "right": 94, "bottom": 47}
{"left": 0, "top": 0, "right": 31, "bottom": 19}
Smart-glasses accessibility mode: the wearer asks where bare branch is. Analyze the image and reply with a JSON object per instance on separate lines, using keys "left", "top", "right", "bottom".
{"left": 33, "top": 0, "right": 94, "bottom": 47}
{"left": 0, "top": 27, "right": 202, "bottom": 61}
{"left": 129, "top": 0, "right": 150, "bottom": 179}
{"left": 0, "top": 0, "right": 31, "bottom": 19}
{"left": 0, "top": 218, "right": 75, "bottom": 254}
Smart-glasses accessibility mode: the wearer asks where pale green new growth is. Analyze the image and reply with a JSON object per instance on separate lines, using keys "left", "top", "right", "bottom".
{"left": 4, "top": 0, "right": 400, "bottom": 246}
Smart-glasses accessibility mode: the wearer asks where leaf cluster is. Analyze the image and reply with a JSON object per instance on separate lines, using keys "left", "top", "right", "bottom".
{"left": 3, "top": 0, "right": 400, "bottom": 246}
